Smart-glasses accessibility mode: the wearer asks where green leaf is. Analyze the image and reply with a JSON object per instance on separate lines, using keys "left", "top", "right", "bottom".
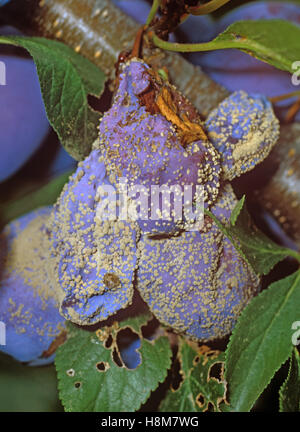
{"left": 153, "top": 19, "right": 300, "bottom": 73}
{"left": 215, "top": 20, "right": 300, "bottom": 73}
{"left": 229, "top": 195, "right": 245, "bottom": 226}
{"left": 0, "top": 170, "right": 73, "bottom": 226}
{"left": 0, "top": 353, "right": 62, "bottom": 412}
{"left": 205, "top": 201, "right": 297, "bottom": 276}
{"left": 279, "top": 348, "right": 300, "bottom": 412}
{"left": 55, "top": 315, "right": 172, "bottom": 412}
{"left": 160, "top": 340, "right": 227, "bottom": 412}
{"left": 0, "top": 36, "right": 106, "bottom": 160}
{"left": 225, "top": 270, "right": 300, "bottom": 412}
{"left": 228, "top": 204, "right": 293, "bottom": 275}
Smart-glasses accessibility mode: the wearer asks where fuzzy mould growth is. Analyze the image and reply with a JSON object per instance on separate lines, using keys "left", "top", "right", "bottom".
{"left": 0, "top": 58, "right": 280, "bottom": 362}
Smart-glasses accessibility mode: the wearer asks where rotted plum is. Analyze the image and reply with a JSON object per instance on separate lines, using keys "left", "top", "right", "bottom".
{"left": 47, "top": 58, "right": 279, "bottom": 341}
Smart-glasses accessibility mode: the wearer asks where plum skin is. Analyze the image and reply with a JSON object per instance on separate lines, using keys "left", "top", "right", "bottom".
{"left": 0, "top": 50, "right": 49, "bottom": 182}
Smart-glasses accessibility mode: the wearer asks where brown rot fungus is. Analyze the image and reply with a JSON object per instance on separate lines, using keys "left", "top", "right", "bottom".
{"left": 48, "top": 58, "right": 279, "bottom": 340}
{"left": 1, "top": 58, "right": 280, "bottom": 351}
{"left": 0, "top": 207, "right": 66, "bottom": 364}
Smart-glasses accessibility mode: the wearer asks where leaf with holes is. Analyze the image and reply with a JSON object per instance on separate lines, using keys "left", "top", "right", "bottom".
{"left": 55, "top": 315, "right": 172, "bottom": 412}
{"left": 279, "top": 348, "right": 300, "bottom": 412}
{"left": 225, "top": 270, "right": 300, "bottom": 412}
{"left": 119, "top": 313, "right": 152, "bottom": 334}
{"left": 0, "top": 36, "right": 106, "bottom": 160}
{"left": 160, "top": 340, "right": 227, "bottom": 412}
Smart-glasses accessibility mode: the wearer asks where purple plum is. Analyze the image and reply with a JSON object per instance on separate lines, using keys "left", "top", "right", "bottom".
{"left": 137, "top": 184, "right": 260, "bottom": 341}
{"left": 0, "top": 26, "right": 50, "bottom": 182}
{"left": 98, "top": 59, "right": 221, "bottom": 234}
{"left": 112, "top": 0, "right": 151, "bottom": 24}
{"left": 205, "top": 90, "right": 279, "bottom": 180}
{"left": 48, "top": 150, "right": 139, "bottom": 325}
{"left": 0, "top": 207, "right": 66, "bottom": 365}
{"left": 47, "top": 58, "right": 279, "bottom": 341}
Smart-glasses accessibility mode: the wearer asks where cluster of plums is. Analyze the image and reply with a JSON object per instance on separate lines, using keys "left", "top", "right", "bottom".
{"left": 0, "top": 1, "right": 298, "bottom": 368}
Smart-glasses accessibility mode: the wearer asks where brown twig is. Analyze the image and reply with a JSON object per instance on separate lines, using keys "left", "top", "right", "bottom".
{"left": 285, "top": 97, "right": 300, "bottom": 123}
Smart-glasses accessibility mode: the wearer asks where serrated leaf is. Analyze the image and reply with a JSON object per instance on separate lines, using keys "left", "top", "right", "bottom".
{"left": 205, "top": 202, "right": 294, "bottom": 275}
{"left": 0, "top": 170, "right": 73, "bottom": 226}
{"left": 229, "top": 204, "right": 292, "bottom": 275}
{"left": 160, "top": 340, "right": 227, "bottom": 412}
{"left": 225, "top": 270, "right": 300, "bottom": 412}
{"left": 279, "top": 348, "right": 300, "bottom": 412}
{"left": 0, "top": 36, "right": 106, "bottom": 160}
{"left": 55, "top": 315, "right": 172, "bottom": 412}
{"left": 214, "top": 20, "right": 300, "bottom": 73}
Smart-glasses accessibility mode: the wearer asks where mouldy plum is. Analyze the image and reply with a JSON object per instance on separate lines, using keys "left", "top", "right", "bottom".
{"left": 137, "top": 184, "right": 260, "bottom": 341}
{"left": 190, "top": 1, "right": 300, "bottom": 121}
{"left": 0, "top": 207, "right": 65, "bottom": 365}
{"left": 49, "top": 58, "right": 279, "bottom": 341}
{"left": 205, "top": 90, "right": 279, "bottom": 180}
{"left": 0, "top": 26, "right": 49, "bottom": 182}
{"left": 48, "top": 150, "right": 139, "bottom": 325}
{"left": 97, "top": 58, "right": 221, "bottom": 234}
{"left": 97, "top": 59, "right": 278, "bottom": 227}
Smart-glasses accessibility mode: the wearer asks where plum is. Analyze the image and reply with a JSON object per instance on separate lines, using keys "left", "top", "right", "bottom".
{"left": 47, "top": 58, "right": 279, "bottom": 341}
{"left": 112, "top": 0, "right": 151, "bottom": 24}
{"left": 137, "top": 184, "right": 260, "bottom": 341}
{"left": 48, "top": 150, "right": 139, "bottom": 325}
{"left": 0, "top": 207, "right": 66, "bottom": 365}
{"left": 0, "top": 26, "right": 50, "bottom": 182}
